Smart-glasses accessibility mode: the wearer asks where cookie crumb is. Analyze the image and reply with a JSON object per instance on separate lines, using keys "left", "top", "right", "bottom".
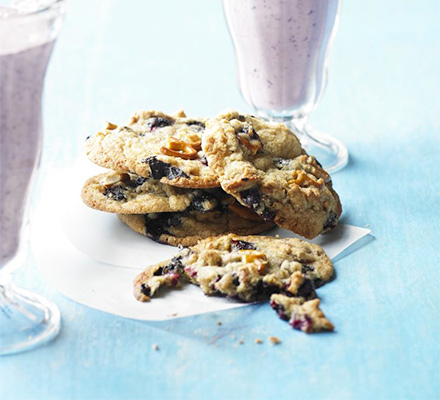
{"left": 152, "top": 344, "right": 159, "bottom": 351}
{"left": 238, "top": 339, "right": 244, "bottom": 345}
{"left": 254, "top": 338, "right": 263, "bottom": 344}
{"left": 217, "top": 321, "right": 222, "bottom": 326}
{"left": 105, "top": 121, "right": 118, "bottom": 130}
{"left": 268, "top": 336, "right": 281, "bottom": 345}
{"left": 171, "top": 313, "right": 178, "bottom": 317}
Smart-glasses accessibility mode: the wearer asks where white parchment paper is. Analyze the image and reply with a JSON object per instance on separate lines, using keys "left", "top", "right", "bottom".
{"left": 31, "top": 159, "right": 372, "bottom": 321}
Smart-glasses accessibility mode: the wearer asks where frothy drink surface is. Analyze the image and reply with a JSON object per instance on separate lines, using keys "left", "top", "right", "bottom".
{"left": 223, "top": 0, "right": 339, "bottom": 114}
{"left": 0, "top": 40, "right": 54, "bottom": 265}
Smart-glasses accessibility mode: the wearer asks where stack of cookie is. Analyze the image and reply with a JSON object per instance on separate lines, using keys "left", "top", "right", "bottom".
{"left": 82, "top": 109, "right": 343, "bottom": 333}
{"left": 82, "top": 110, "right": 275, "bottom": 246}
{"left": 82, "top": 110, "right": 342, "bottom": 245}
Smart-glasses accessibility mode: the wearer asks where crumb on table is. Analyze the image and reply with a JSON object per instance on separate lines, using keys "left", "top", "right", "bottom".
{"left": 268, "top": 336, "right": 281, "bottom": 345}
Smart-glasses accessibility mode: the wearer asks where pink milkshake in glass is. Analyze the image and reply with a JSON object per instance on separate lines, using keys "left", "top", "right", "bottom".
{"left": 0, "top": 0, "right": 65, "bottom": 355}
{"left": 223, "top": 0, "right": 348, "bottom": 172}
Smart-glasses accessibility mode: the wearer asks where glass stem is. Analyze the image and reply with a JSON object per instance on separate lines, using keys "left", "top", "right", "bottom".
{"left": 270, "top": 115, "right": 348, "bottom": 173}
{"left": 271, "top": 116, "right": 312, "bottom": 147}
{"left": 287, "top": 117, "right": 310, "bottom": 146}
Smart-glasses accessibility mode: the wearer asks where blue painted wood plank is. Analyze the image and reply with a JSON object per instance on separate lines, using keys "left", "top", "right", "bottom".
{"left": 1, "top": 0, "right": 439, "bottom": 399}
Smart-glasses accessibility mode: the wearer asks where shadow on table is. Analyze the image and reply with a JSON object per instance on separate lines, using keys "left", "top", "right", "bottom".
{"left": 133, "top": 301, "right": 269, "bottom": 344}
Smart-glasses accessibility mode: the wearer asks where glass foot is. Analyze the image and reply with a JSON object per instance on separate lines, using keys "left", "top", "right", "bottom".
{"left": 299, "top": 128, "right": 348, "bottom": 173}
{"left": 268, "top": 116, "right": 349, "bottom": 173}
{"left": 0, "top": 282, "right": 60, "bottom": 356}
{"left": 288, "top": 119, "right": 348, "bottom": 173}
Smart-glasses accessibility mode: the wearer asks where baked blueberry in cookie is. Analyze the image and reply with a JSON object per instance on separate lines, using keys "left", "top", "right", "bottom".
{"left": 144, "top": 156, "right": 190, "bottom": 180}
{"left": 104, "top": 185, "right": 127, "bottom": 201}
{"left": 146, "top": 116, "right": 174, "bottom": 130}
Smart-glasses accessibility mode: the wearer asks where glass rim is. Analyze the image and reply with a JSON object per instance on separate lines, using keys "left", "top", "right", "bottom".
{"left": 0, "top": 0, "right": 66, "bottom": 20}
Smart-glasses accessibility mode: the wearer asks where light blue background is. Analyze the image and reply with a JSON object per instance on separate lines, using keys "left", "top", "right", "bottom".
{"left": 1, "top": 1, "right": 439, "bottom": 399}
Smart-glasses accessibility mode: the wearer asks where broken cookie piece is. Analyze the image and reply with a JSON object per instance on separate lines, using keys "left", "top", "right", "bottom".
{"left": 133, "top": 257, "right": 183, "bottom": 302}
{"left": 134, "top": 234, "right": 333, "bottom": 302}
{"left": 270, "top": 294, "right": 334, "bottom": 333}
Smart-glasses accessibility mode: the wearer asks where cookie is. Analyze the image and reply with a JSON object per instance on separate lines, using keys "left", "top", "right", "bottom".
{"left": 132, "top": 258, "right": 182, "bottom": 301}
{"left": 85, "top": 110, "right": 219, "bottom": 188}
{"left": 270, "top": 294, "right": 334, "bottom": 333}
{"left": 119, "top": 211, "right": 275, "bottom": 247}
{"left": 202, "top": 110, "right": 342, "bottom": 239}
{"left": 82, "top": 171, "right": 232, "bottom": 214}
{"left": 133, "top": 234, "right": 333, "bottom": 302}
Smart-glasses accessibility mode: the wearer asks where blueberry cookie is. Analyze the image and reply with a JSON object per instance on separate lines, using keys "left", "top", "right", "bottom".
{"left": 82, "top": 171, "right": 232, "bottom": 214}
{"left": 270, "top": 294, "right": 334, "bottom": 333}
{"left": 85, "top": 110, "right": 219, "bottom": 189}
{"left": 118, "top": 211, "right": 275, "bottom": 247}
{"left": 132, "top": 258, "right": 182, "bottom": 301}
{"left": 202, "top": 110, "right": 342, "bottom": 239}
{"left": 133, "top": 234, "right": 333, "bottom": 302}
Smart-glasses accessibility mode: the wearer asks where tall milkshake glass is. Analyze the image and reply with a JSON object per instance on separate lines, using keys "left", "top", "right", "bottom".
{"left": 0, "top": 0, "right": 65, "bottom": 355}
{"left": 223, "top": 0, "right": 348, "bottom": 172}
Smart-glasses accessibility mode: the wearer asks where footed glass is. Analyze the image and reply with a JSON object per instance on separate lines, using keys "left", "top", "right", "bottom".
{"left": 0, "top": 0, "right": 65, "bottom": 355}
{"left": 223, "top": 0, "right": 348, "bottom": 172}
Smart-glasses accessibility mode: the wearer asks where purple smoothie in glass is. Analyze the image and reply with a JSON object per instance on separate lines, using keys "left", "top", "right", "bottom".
{"left": 223, "top": 0, "right": 340, "bottom": 117}
{"left": 0, "top": 0, "right": 65, "bottom": 356}
{"left": 0, "top": 30, "right": 54, "bottom": 265}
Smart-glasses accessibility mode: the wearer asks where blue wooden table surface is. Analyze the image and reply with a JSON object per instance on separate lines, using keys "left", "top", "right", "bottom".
{"left": 1, "top": 1, "right": 439, "bottom": 399}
